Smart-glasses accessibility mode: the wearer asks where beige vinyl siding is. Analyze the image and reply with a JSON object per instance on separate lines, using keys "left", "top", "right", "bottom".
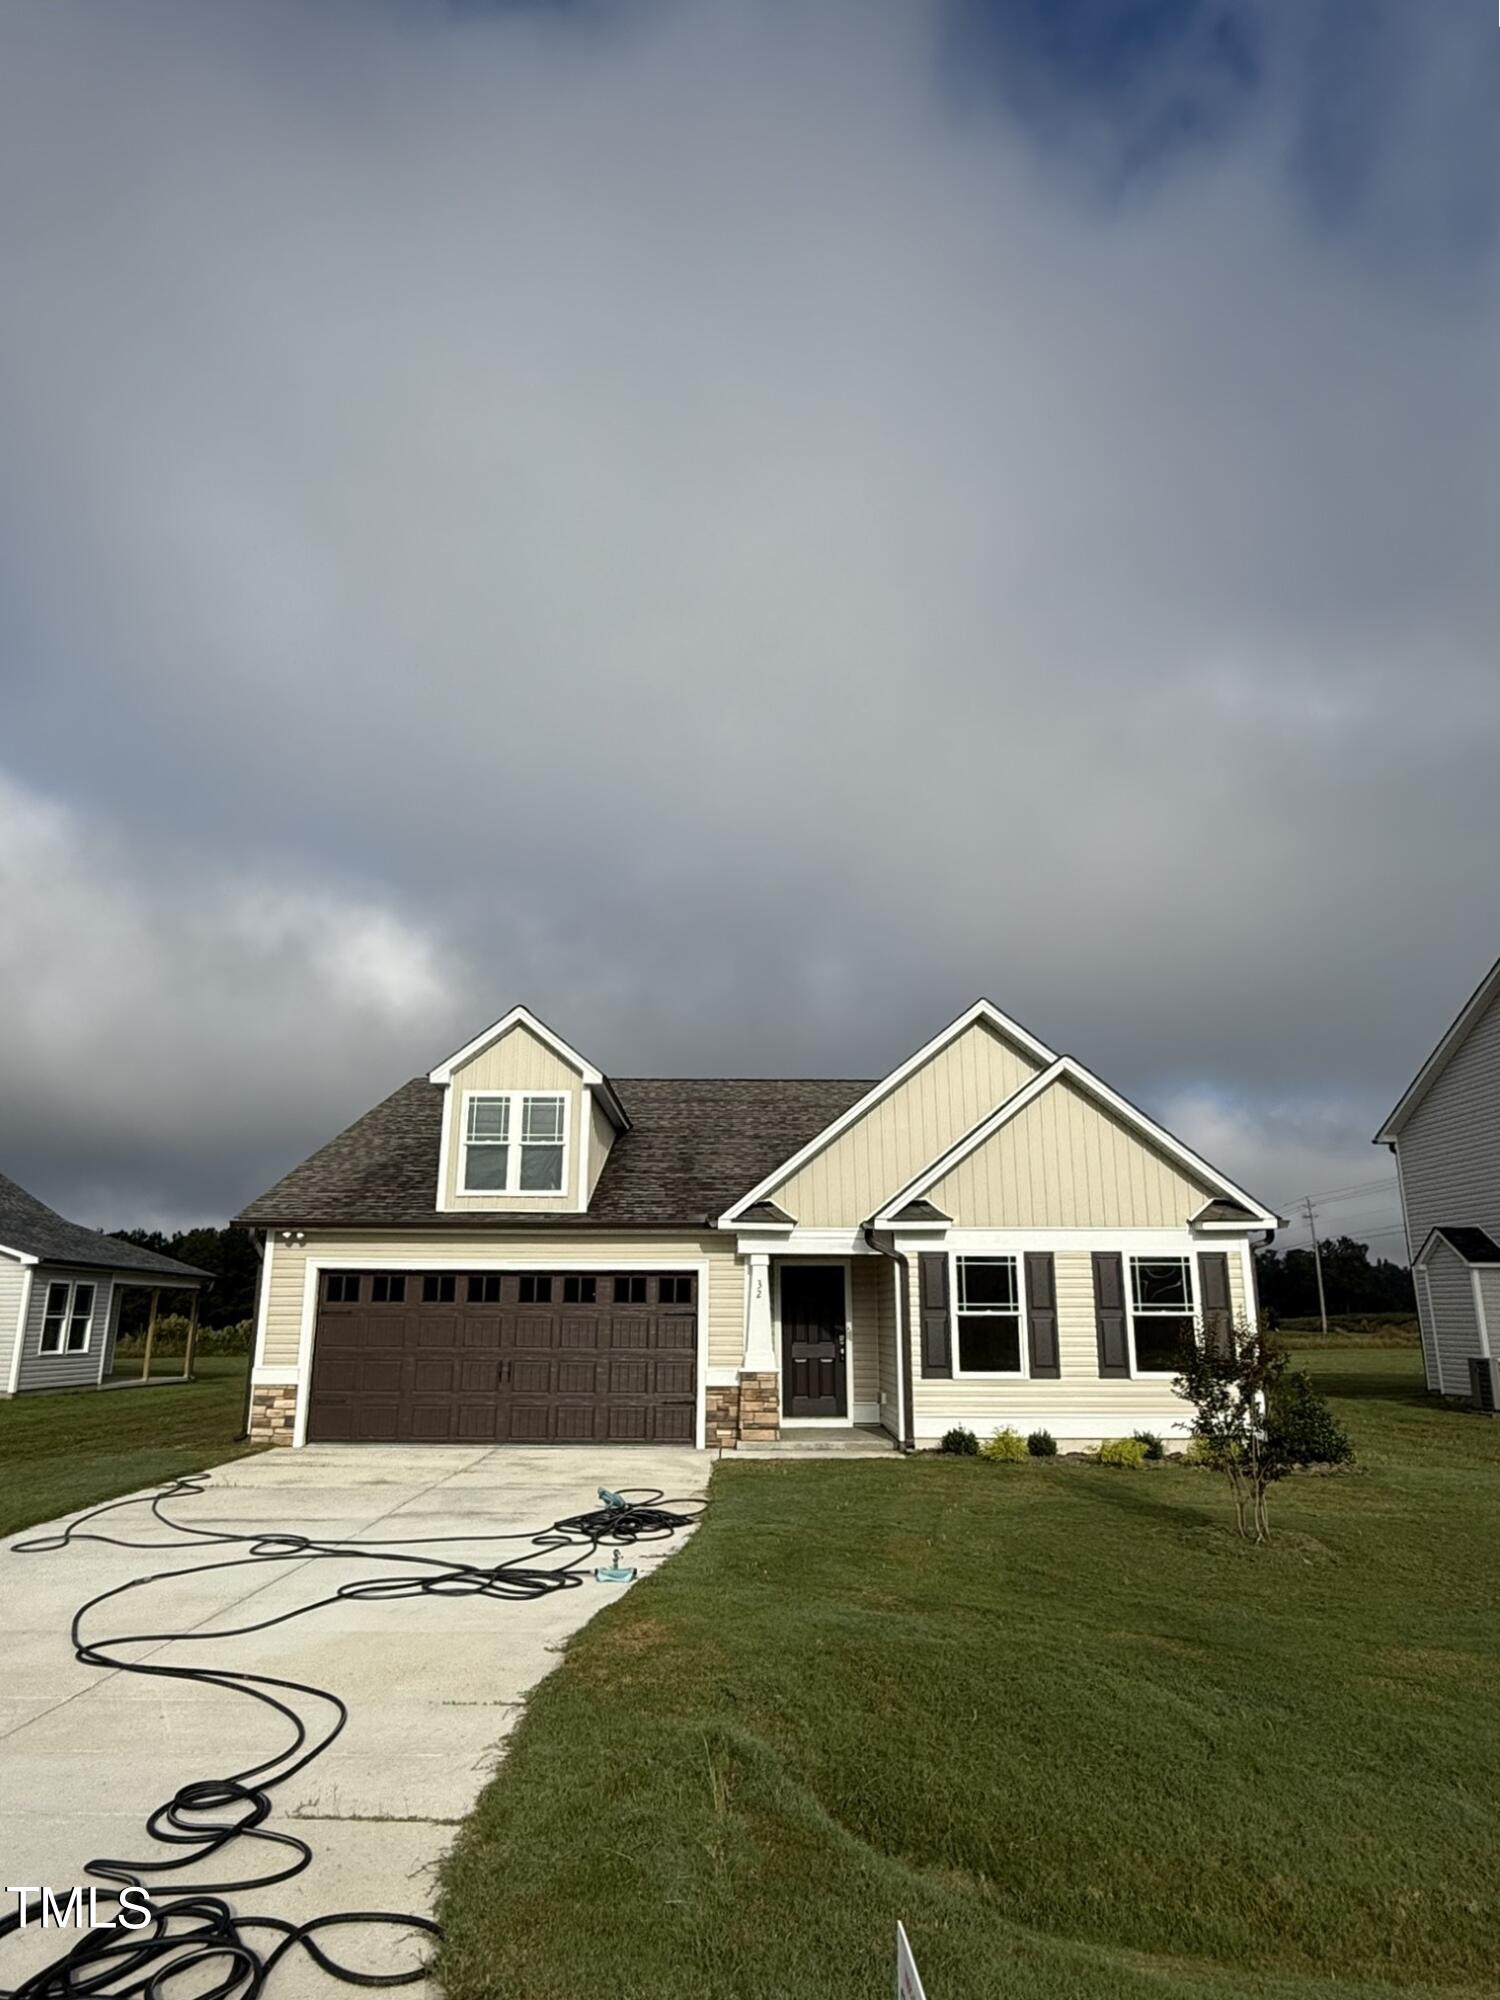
{"left": 260, "top": 1230, "right": 744, "bottom": 1375}
{"left": 586, "top": 1090, "right": 616, "bottom": 1201}
{"left": 1395, "top": 984, "right": 1500, "bottom": 1260}
{"left": 769, "top": 1021, "right": 1043, "bottom": 1226}
{"left": 442, "top": 1024, "right": 582, "bottom": 1213}
{"left": 15, "top": 1267, "right": 112, "bottom": 1393}
{"left": 930, "top": 1075, "right": 1215, "bottom": 1229}
{"left": 0, "top": 1253, "right": 28, "bottom": 1391}
{"left": 846, "top": 1256, "right": 883, "bottom": 1415}
{"left": 1421, "top": 1239, "right": 1486, "bottom": 1397}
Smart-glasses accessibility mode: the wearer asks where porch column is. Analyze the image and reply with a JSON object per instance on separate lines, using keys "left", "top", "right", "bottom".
{"left": 742, "top": 1252, "right": 777, "bottom": 1372}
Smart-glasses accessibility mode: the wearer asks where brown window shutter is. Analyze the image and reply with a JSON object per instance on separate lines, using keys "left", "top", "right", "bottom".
{"left": 1024, "top": 1252, "right": 1060, "bottom": 1378}
{"left": 1196, "top": 1252, "right": 1233, "bottom": 1356}
{"left": 1092, "top": 1251, "right": 1130, "bottom": 1377}
{"left": 918, "top": 1252, "right": 952, "bottom": 1378}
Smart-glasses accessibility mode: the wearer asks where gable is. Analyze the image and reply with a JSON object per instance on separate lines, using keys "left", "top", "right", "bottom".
{"left": 924, "top": 1072, "right": 1218, "bottom": 1228}
{"left": 1377, "top": 953, "right": 1500, "bottom": 1143}
{"left": 440, "top": 1021, "right": 585, "bottom": 1212}
{"left": 762, "top": 1019, "right": 1045, "bottom": 1227}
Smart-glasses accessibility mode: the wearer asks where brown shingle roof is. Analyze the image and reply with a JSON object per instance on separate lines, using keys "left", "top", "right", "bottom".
{"left": 235, "top": 1077, "right": 876, "bottom": 1231}
{"left": 0, "top": 1172, "right": 211, "bottom": 1279}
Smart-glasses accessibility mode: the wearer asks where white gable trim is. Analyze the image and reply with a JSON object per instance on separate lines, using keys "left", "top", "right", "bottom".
{"left": 0, "top": 1244, "right": 39, "bottom": 1265}
{"left": 1413, "top": 1226, "right": 1500, "bottom": 1269}
{"left": 429, "top": 1005, "right": 601, "bottom": 1087}
{"left": 716, "top": 999, "right": 1057, "bottom": 1226}
{"left": 1375, "top": 952, "right": 1500, "bottom": 1143}
{"left": 871, "top": 1055, "right": 1279, "bottom": 1229}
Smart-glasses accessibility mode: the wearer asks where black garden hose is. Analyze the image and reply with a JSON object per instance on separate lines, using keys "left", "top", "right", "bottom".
{"left": 1, "top": 1474, "right": 702, "bottom": 2000}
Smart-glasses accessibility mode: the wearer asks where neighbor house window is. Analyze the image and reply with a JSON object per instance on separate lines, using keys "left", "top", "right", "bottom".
{"left": 461, "top": 1092, "right": 568, "bottom": 1195}
{"left": 1128, "top": 1258, "right": 1195, "bottom": 1373}
{"left": 954, "top": 1258, "right": 1023, "bottom": 1375}
{"left": 39, "top": 1279, "right": 95, "bottom": 1355}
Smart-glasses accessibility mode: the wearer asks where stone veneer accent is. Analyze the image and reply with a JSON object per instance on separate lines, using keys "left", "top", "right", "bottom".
{"left": 704, "top": 1371, "right": 780, "bottom": 1449}
{"left": 249, "top": 1383, "right": 298, "bottom": 1446}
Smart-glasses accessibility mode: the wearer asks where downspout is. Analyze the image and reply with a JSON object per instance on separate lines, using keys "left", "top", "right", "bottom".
{"left": 864, "top": 1226, "right": 915, "bottom": 1453}
{"left": 238, "top": 1229, "right": 264, "bottom": 1441}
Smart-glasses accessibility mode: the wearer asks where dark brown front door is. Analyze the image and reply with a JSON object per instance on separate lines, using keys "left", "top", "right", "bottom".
{"left": 780, "top": 1264, "right": 847, "bottom": 1418}
{"left": 306, "top": 1271, "right": 697, "bottom": 1444}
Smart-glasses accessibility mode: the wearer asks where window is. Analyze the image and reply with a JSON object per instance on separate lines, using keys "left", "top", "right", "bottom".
{"left": 563, "top": 1275, "right": 597, "bottom": 1305}
{"left": 954, "top": 1257, "right": 1023, "bottom": 1375}
{"left": 371, "top": 1274, "right": 406, "bottom": 1304}
{"left": 326, "top": 1273, "right": 361, "bottom": 1304}
{"left": 38, "top": 1280, "right": 95, "bottom": 1356}
{"left": 1129, "top": 1258, "right": 1195, "bottom": 1373}
{"left": 461, "top": 1092, "right": 568, "bottom": 1196}
{"left": 614, "top": 1275, "right": 647, "bottom": 1305}
{"left": 519, "top": 1274, "right": 552, "bottom": 1304}
{"left": 422, "top": 1273, "right": 456, "bottom": 1304}
{"left": 657, "top": 1275, "right": 692, "bottom": 1306}
{"left": 468, "top": 1273, "right": 502, "bottom": 1304}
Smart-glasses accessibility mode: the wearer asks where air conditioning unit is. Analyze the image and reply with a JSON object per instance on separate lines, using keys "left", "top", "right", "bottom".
{"left": 1469, "top": 1356, "right": 1500, "bottom": 1414}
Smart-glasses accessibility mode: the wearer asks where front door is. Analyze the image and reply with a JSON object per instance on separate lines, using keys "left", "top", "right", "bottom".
{"left": 780, "top": 1264, "right": 848, "bottom": 1418}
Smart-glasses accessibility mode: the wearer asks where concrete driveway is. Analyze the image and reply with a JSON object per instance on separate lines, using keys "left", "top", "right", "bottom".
{"left": 1, "top": 1443, "right": 707, "bottom": 1995}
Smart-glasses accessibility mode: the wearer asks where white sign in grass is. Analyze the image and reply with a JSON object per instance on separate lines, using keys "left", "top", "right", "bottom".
{"left": 896, "top": 1922, "right": 927, "bottom": 2000}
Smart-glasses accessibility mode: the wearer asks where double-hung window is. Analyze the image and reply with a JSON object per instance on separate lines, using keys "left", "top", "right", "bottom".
{"left": 461, "top": 1092, "right": 568, "bottom": 1196}
{"left": 953, "top": 1257, "right": 1024, "bottom": 1375}
{"left": 1128, "top": 1258, "right": 1195, "bottom": 1374}
{"left": 39, "top": 1279, "right": 96, "bottom": 1356}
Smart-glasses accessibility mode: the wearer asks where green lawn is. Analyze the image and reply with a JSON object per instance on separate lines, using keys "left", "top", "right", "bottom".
{"left": 0, "top": 1355, "right": 262, "bottom": 1537}
{"left": 439, "top": 1349, "right": 1500, "bottom": 2000}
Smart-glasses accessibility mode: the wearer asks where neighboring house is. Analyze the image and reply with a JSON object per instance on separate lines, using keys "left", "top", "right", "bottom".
{"left": 0, "top": 1172, "right": 209, "bottom": 1395}
{"left": 1376, "top": 952, "right": 1500, "bottom": 1401}
{"left": 236, "top": 1001, "right": 1277, "bottom": 1451}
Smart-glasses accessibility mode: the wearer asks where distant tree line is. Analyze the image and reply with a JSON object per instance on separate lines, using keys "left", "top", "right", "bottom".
{"left": 109, "top": 1224, "right": 260, "bottom": 1330}
{"left": 1254, "top": 1234, "right": 1415, "bottom": 1320}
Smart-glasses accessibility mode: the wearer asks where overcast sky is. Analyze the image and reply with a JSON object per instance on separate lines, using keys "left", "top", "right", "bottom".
{"left": 2, "top": 0, "right": 1497, "bottom": 1254}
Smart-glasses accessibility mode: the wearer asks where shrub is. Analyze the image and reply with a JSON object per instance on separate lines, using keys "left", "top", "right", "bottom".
{"left": 980, "top": 1426, "right": 1027, "bottom": 1462}
{"left": 939, "top": 1427, "right": 979, "bottom": 1456}
{"left": 1268, "top": 1370, "right": 1354, "bottom": 1467}
{"left": 1095, "top": 1437, "right": 1148, "bottom": 1469}
{"left": 1132, "top": 1429, "right": 1165, "bottom": 1462}
{"left": 115, "top": 1317, "right": 254, "bottom": 1357}
{"left": 1182, "top": 1436, "right": 1216, "bottom": 1467}
{"left": 1026, "top": 1428, "right": 1057, "bottom": 1458}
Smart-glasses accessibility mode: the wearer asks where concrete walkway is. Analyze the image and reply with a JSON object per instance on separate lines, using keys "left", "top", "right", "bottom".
{"left": 1, "top": 1444, "right": 708, "bottom": 1996}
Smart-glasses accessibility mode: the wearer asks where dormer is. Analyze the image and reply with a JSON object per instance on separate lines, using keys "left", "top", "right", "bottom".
{"left": 429, "top": 1007, "right": 629, "bottom": 1213}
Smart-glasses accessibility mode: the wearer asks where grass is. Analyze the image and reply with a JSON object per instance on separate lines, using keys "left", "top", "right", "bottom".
{"left": 0, "top": 1355, "right": 262, "bottom": 1537}
{"left": 439, "top": 1348, "right": 1500, "bottom": 2000}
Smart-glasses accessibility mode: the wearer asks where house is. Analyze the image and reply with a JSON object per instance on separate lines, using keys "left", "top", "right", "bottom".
{"left": 0, "top": 1172, "right": 210, "bottom": 1395}
{"left": 1376, "top": 951, "right": 1500, "bottom": 1402}
{"left": 236, "top": 1000, "right": 1277, "bottom": 1451}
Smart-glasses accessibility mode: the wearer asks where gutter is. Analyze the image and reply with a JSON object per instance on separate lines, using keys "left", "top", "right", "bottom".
{"left": 863, "top": 1226, "right": 915, "bottom": 1453}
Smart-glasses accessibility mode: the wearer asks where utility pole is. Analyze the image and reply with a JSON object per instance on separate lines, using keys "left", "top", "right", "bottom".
{"left": 1303, "top": 1198, "right": 1329, "bottom": 1336}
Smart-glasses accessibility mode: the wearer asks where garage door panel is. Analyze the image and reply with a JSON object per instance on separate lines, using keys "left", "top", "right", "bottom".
{"left": 306, "top": 1271, "right": 697, "bottom": 1444}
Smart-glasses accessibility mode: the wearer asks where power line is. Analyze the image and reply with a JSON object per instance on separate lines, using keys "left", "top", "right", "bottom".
{"left": 1271, "top": 1174, "right": 1397, "bottom": 1208}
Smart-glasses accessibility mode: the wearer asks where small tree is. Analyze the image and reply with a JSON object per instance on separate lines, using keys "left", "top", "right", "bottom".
{"left": 1174, "top": 1316, "right": 1291, "bottom": 1543}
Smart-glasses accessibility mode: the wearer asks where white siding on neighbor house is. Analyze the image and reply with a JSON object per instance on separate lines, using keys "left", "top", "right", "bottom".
{"left": 1420, "top": 1239, "right": 1484, "bottom": 1398}
{"left": 1414, "top": 1267, "right": 1440, "bottom": 1391}
{"left": 14, "top": 1267, "right": 112, "bottom": 1393}
{"left": 768, "top": 1020, "right": 1044, "bottom": 1227}
{"left": 440, "top": 1024, "right": 584, "bottom": 1214}
{"left": 928, "top": 1075, "right": 1216, "bottom": 1230}
{"left": 0, "top": 1253, "right": 29, "bottom": 1392}
{"left": 256, "top": 1230, "right": 744, "bottom": 1376}
{"left": 1395, "top": 981, "right": 1500, "bottom": 1258}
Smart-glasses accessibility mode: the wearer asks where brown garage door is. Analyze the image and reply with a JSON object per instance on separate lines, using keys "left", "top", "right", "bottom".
{"left": 306, "top": 1269, "right": 697, "bottom": 1444}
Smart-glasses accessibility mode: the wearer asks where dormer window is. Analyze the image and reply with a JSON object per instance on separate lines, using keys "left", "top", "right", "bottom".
{"left": 461, "top": 1091, "right": 569, "bottom": 1196}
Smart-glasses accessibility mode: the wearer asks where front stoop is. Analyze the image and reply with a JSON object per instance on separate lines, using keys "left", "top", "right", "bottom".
{"left": 736, "top": 1425, "right": 900, "bottom": 1460}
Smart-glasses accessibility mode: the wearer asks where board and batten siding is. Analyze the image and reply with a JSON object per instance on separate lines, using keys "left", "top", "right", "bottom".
{"left": 0, "top": 1253, "right": 28, "bottom": 1391}
{"left": 1419, "top": 1238, "right": 1485, "bottom": 1397}
{"left": 14, "top": 1267, "right": 113, "bottom": 1393}
{"left": 257, "top": 1231, "right": 744, "bottom": 1376}
{"left": 929, "top": 1075, "right": 1216, "bottom": 1229}
{"left": 440, "top": 1024, "right": 583, "bottom": 1213}
{"left": 767, "top": 1021, "right": 1044, "bottom": 1227}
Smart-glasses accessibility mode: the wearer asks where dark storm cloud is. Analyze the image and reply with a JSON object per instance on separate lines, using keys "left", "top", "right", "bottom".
{"left": 0, "top": 0, "right": 1496, "bottom": 1241}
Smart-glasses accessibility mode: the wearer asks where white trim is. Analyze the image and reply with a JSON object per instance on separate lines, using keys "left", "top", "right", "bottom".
{"left": 716, "top": 1000, "right": 1057, "bottom": 1225}
{"left": 0, "top": 1244, "right": 39, "bottom": 1265}
{"left": 734, "top": 1225, "right": 868, "bottom": 1257}
{"left": 1470, "top": 1268, "right": 1493, "bottom": 1361}
{"left": 251, "top": 1365, "right": 301, "bottom": 1386}
{"left": 251, "top": 1233, "right": 275, "bottom": 1371}
{"left": 456, "top": 1089, "right": 572, "bottom": 1200}
{"left": 7, "top": 1265, "right": 35, "bottom": 1394}
{"left": 872, "top": 1055, "right": 1278, "bottom": 1230}
{"left": 289, "top": 1253, "right": 711, "bottom": 1451}
{"left": 949, "top": 1250, "right": 1029, "bottom": 1380}
{"left": 36, "top": 1275, "right": 97, "bottom": 1358}
{"left": 434, "top": 1094, "right": 454, "bottom": 1214}
{"left": 774, "top": 1256, "right": 856, "bottom": 1423}
{"left": 1413, "top": 1226, "right": 1500, "bottom": 1269}
{"left": 576, "top": 1085, "right": 592, "bottom": 1213}
{"left": 892, "top": 1254, "right": 907, "bottom": 1447}
{"left": 1237, "top": 1236, "right": 1258, "bottom": 1333}
{"left": 429, "top": 1004, "right": 605, "bottom": 1088}
{"left": 1375, "top": 952, "right": 1500, "bottom": 1142}
{"left": 1125, "top": 1252, "right": 1197, "bottom": 1380}
{"left": 910, "top": 1410, "right": 1192, "bottom": 1445}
